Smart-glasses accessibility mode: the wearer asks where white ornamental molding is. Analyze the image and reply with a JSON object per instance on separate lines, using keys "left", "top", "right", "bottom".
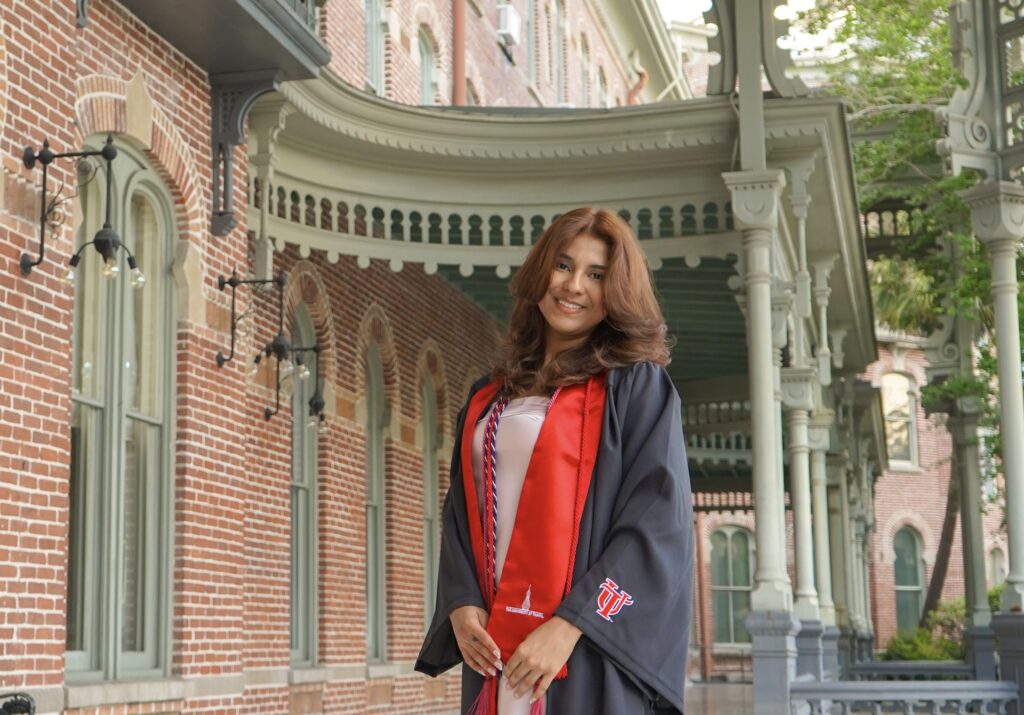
{"left": 722, "top": 169, "right": 786, "bottom": 231}
{"left": 781, "top": 366, "right": 816, "bottom": 411}
{"left": 961, "top": 180, "right": 1024, "bottom": 244}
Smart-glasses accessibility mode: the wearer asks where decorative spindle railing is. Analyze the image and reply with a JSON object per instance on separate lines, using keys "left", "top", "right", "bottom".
{"left": 789, "top": 679, "right": 1017, "bottom": 714}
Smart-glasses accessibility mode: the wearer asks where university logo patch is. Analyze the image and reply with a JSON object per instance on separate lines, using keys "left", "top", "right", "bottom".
{"left": 596, "top": 578, "right": 633, "bottom": 622}
{"left": 505, "top": 584, "right": 545, "bottom": 619}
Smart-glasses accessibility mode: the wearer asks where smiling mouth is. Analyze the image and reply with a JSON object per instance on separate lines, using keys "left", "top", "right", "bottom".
{"left": 555, "top": 298, "right": 586, "bottom": 312}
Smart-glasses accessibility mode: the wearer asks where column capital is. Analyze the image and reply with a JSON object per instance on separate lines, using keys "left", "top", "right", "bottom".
{"left": 960, "top": 180, "right": 1024, "bottom": 245}
{"left": 781, "top": 366, "right": 816, "bottom": 411}
{"left": 722, "top": 169, "right": 787, "bottom": 231}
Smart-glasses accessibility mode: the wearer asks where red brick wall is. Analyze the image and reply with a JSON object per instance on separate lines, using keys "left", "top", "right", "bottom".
{"left": 863, "top": 345, "right": 1004, "bottom": 650}
{"left": 0, "top": 0, "right": 505, "bottom": 712}
{"left": 321, "top": 0, "right": 635, "bottom": 108}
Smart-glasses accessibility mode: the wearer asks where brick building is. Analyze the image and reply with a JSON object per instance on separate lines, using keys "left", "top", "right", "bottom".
{"left": 0, "top": 1, "right": 689, "bottom": 713}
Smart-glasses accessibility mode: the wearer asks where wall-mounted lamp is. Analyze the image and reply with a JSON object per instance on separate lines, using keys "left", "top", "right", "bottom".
{"left": 20, "top": 135, "right": 141, "bottom": 287}
{"left": 293, "top": 343, "right": 328, "bottom": 434}
{"left": 216, "top": 269, "right": 307, "bottom": 421}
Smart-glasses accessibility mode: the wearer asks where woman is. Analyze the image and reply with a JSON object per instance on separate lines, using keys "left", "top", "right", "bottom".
{"left": 416, "top": 208, "right": 693, "bottom": 714}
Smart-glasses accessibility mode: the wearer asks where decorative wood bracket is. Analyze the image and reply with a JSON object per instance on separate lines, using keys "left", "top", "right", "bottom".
{"left": 211, "top": 71, "right": 280, "bottom": 235}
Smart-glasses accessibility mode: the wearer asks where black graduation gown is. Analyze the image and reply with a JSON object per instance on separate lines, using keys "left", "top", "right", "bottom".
{"left": 416, "top": 362, "right": 694, "bottom": 714}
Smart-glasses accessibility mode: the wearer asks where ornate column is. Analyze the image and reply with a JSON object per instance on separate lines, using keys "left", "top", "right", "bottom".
{"left": 949, "top": 397, "right": 996, "bottom": 678}
{"left": 783, "top": 367, "right": 822, "bottom": 678}
{"left": 724, "top": 169, "right": 797, "bottom": 713}
{"left": 809, "top": 411, "right": 839, "bottom": 677}
{"left": 963, "top": 182, "right": 1024, "bottom": 612}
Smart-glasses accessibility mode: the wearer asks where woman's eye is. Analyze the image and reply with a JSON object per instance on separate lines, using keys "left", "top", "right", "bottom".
{"left": 589, "top": 272, "right": 604, "bottom": 281}
{"left": 556, "top": 261, "right": 570, "bottom": 271}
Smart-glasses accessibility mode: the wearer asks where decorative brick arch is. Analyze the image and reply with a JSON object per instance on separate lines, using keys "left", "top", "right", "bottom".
{"left": 413, "top": 3, "right": 448, "bottom": 59}
{"left": 701, "top": 514, "right": 756, "bottom": 565}
{"left": 415, "top": 339, "right": 451, "bottom": 447}
{"left": 879, "top": 511, "right": 935, "bottom": 566}
{"left": 74, "top": 73, "right": 203, "bottom": 242}
{"left": 283, "top": 260, "right": 340, "bottom": 395}
{"left": 356, "top": 303, "right": 401, "bottom": 423}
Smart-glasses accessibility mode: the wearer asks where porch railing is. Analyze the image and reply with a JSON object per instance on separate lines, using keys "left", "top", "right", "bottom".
{"left": 789, "top": 679, "right": 1017, "bottom": 714}
{"left": 847, "top": 660, "right": 974, "bottom": 681}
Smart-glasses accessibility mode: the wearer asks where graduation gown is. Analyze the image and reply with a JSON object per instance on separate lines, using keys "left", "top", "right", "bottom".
{"left": 416, "top": 362, "right": 694, "bottom": 714}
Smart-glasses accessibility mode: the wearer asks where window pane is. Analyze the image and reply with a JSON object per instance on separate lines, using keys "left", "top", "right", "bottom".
{"left": 68, "top": 402, "right": 101, "bottom": 654}
{"left": 893, "top": 529, "right": 919, "bottom": 586}
{"left": 291, "top": 486, "right": 308, "bottom": 653}
{"left": 712, "top": 591, "right": 731, "bottom": 643}
{"left": 896, "top": 590, "right": 921, "bottom": 634}
{"left": 732, "top": 591, "right": 751, "bottom": 643}
{"left": 366, "top": 503, "right": 380, "bottom": 659}
{"left": 72, "top": 204, "right": 105, "bottom": 400}
{"left": 122, "top": 418, "right": 158, "bottom": 654}
{"left": 882, "top": 374, "right": 911, "bottom": 419}
{"left": 419, "top": 32, "right": 433, "bottom": 104}
{"left": 127, "top": 194, "right": 162, "bottom": 417}
{"left": 887, "top": 420, "right": 911, "bottom": 462}
{"left": 710, "top": 531, "right": 729, "bottom": 586}
{"left": 731, "top": 531, "right": 750, "bottom": 586}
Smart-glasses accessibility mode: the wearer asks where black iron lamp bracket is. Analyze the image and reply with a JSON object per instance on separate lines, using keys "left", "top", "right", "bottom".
{"left": 214, "top": 268, "right": 284, "bottom": 367}
{"left": 210, "top": 71, "right": 280, "bottom": 236}
{"left": 19, "top": 134, "right": 118, "bottom": 277}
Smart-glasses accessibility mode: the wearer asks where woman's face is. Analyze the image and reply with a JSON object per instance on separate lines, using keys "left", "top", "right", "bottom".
{"left": 538, "top": 232, "right": 609, "bottom": 354}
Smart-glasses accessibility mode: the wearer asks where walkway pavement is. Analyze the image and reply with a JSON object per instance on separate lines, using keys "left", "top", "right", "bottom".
{"left": 685, "top": 683, "right": 754, "bottom": 714}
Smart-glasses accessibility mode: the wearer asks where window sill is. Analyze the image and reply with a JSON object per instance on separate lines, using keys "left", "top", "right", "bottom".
{"left": 887, "top": 461, "right": 922, "bottom": 474}
{"left": 366, "top": 661, "right": 416, "bottom": 680}
{"left": 65, "top": 673, "right": 246, "bottom": 709}
{"left": 711, "top": 644, "right": 753, "bottom": 657}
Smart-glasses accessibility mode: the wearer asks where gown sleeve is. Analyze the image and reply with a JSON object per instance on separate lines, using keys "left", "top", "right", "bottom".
{"left": 553, "top": 362, "right": 694, "bottom": 712}
{"left": 415, "top": 384, "right": 488, "bottom": 677}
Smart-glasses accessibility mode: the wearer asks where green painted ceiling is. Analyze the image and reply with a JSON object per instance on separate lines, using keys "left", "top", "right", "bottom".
{"left": 438, "top": 255, "right": 747, "bottom": 384}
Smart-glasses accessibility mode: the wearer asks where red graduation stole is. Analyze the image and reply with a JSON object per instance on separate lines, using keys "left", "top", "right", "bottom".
{"left": 460, "top": 372, "right": 606, "bottom": 708}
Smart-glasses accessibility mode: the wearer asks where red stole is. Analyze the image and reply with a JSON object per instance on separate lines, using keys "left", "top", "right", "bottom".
{"left": 460, "top": 373, "right": 607, "bottom": 667}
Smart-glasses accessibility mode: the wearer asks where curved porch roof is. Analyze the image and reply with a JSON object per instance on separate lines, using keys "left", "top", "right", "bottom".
{"left": 248, "top": 73, "right": 875, "bottom": 385}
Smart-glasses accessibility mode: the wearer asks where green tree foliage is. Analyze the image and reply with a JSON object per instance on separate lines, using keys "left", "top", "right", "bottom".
{"left": 797, "top": 0, "right": 1014, "bottom": 618}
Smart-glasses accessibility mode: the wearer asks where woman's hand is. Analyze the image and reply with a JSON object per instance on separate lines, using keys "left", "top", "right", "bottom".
{"left": 450, "top": 605, "right": 503, "bottom": 677}
{"left": 503, "top": 615, "right": 583, "bottom": 702}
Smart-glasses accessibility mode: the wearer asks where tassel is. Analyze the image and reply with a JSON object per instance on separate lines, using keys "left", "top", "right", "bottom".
{"left": 529, "top": 697, "right": 544, "bottom": 715}
{"left": 467, "top": 676, "right": 497, "bottom": 715}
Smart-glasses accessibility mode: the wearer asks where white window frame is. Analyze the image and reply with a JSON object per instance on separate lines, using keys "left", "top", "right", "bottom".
{"left": 418, "top": 27, "right": 436, "bottom": 105}
{"left": 881, "top": 372, "right": 919, "bottom": 468}
{"left": 365, "top": 0, "right": 385, "bottom": 95}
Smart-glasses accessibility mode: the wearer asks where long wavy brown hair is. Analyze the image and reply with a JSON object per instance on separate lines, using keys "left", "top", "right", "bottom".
{"left": 495, "top": 207, "right": 671, "bottom": 396}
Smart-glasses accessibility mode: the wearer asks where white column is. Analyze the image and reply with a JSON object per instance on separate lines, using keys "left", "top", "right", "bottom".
{"left": 725, "top": 169, "right": 792, "bottom": 611}
{"left": 782, "top": 370, "right": 819, "bottom": 621}
{"left": 963, "top": 181, "right": 1024, "bottom": 612}
{"left": 809, "top": 416, "right": 836, "bottom": 626}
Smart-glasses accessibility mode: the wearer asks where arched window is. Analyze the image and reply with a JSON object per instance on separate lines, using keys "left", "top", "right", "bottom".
{"left": 881, "top": 373, "right": 918, "bottom": 466}
{"left": 894, "top": 527, "right": 923, "bottom": 633}
{"left": 466, "top": 80, "right": 481, "bottom": 106}
{"left": 710, "top": 527, "right": 753, "bottom": 644}
{"left": 418, "top": 28, "right": 436, "bottom": 105}
{"left": 527, "top": 0, "right": 537, "bottom": 85}
{"left": 365, "top": 0, "right": 385, "bottom": 95}
{"left": 579, "top": 35, "right": 590, "bottom": 106}
{"left": 67, "top": 140, "right": 175, "bottom": 679}
{"left": 365, "top": 345, "right": 387, "bottom": 662}
{"left": 555, "top": 0, "right": 566, "bottom": 104}
{"left": 422, "top": 377, "right": 441, "bottom": 626}
{"left": 988, "top": 547, "right": 1007, "bottom": 588}
{"left": 597, "top": 68, "right": 608, "bottom": 108}
{"left": 291, "top": 305, "right": 318, "bottom": 665}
